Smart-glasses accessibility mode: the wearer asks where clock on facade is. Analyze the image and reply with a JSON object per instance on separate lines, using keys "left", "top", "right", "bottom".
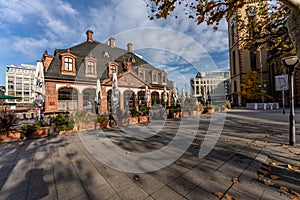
{"left": 247, "top": 6, "right": 258, "bottom": 17}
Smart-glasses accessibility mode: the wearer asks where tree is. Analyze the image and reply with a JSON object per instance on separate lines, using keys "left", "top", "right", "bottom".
{"left": 239, "top": 68, "right": 272, "bottom": 103}
{"left": 145, "top": 0, "right": 300, "bottom": 59}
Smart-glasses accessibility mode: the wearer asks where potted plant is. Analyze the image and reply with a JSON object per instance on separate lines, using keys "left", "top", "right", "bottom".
{"left": 130, "top": 108, "right": 140, "bottom": 123}
{"left": 0, "top": 109, "right": 19, "bottom": 142}
{"left": 97, "top": 115, "right": 109, "bottom": 128}
{"left": 72, "top": 110, "right": 96, "bottom": 131}
{"left": 139, "top": 107, "right": 150, "bottom": 123}
{"left": 203, "top": 104, "right": 214, "bottom": 114}
{"left": 54, "top": 113, "right": 75, "bottom": 134}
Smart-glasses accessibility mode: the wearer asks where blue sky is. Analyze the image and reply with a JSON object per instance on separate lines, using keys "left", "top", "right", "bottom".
{"left": 0, "top": 0, "right": 229, "bottom": 91}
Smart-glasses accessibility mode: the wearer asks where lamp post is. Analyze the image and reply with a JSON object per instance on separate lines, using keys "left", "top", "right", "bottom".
{"left": 258, "top": 48, "right": 264, "bottom": 103}
{"left": 282, "top": 56, "right": 299, "bottom": 146}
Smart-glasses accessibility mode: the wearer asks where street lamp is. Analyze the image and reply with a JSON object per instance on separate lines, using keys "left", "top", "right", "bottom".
{"left": 282, "top": 56, "right": 299, "bottom": 146}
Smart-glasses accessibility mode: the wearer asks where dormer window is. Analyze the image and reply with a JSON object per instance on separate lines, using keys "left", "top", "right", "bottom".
{"left": 108, "top": 62, "right": 118, "bottom": 78}
{"left": 152, "top": 71, "right": 158, "bottom": 83}
{"left": 64, "top": 57, "right": 73, "bottom": 71}
{"left": 85, "top": 58, "right": 97, "bottom": 78}
{"left": 162, "top": 72, "right": 167, "bottom": 85}
{"left": 139, "top": 68, "right": 145, "bottom": 80}
{"left": 87, "top": 61, "right": 95, "bottom": 74}
{"left": 61, "top": 51, "right": 76, "bottom": 76}
{"left": 103, "top": 51, "right": 110, "bottom": 58}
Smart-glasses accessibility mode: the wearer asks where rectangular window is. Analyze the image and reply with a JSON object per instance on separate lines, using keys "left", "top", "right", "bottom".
{"left": 162, "top": 75, "right": 166, "bottom": 83}
{"left": 139, "top": 70, "right": 144, "bottom": 78}
{"left": 153, "top": 72, "right": 157, "bottom": 82}
{"left": 87, "top": 61, "right": 95, "bottom": 74}
{"left": 64, "top": 57, "right": 73, "bottom": 71}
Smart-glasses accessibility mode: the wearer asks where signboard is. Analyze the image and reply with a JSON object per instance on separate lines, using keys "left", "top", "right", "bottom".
{"left": 275, "top": 75, "right": 289, "bottom": 91}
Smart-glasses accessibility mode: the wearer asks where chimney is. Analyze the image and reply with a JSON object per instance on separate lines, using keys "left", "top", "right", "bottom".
{"left": 42, "top": 49, "right": 54, "bottom": 72}
{"left": 127, "top": 43, "right": 133, "bottom": 53}
{"left": 86, "top": 30, "right": 93, "bottom": 42}
{"left": 108, "top": 37, "right": 115, "bottom": 48}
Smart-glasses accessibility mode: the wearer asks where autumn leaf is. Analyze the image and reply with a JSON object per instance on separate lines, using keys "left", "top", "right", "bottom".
{"left": 289, "top": 149, "right": 300, "bottom": 155}
{"left": 281, "top": 144, "right": 288, "bottom": 149}
{"left": 278, "top": 186, "right": 289, "bottom": 195}
{"left": 125, "top": 151, "right": 130, "bottom": 155}
{"left": 70, "top": 159, "right": 77, "bottom": 163}
{"left": 214, "top": 192, "right": 223, "bottom": 198}
{"left": 288, "top": 164, "right": 294, "bottom": 170}
{"left": 7, "top": 143, "right": 13, "bottom": 147}
{"left": 151, "top": 142, "right": 157, "bottom": 146}
{"left": 175, "top": 161, "right": 181, "bottom": 165}
{"left": 133, "top": 175, "right": 140, "bottom": 181}
{"left": 293, "top": 166, "right": 300, "bottom": 172}
{"left": 271, "top": 161, "right": 277, "bottom": 166}
{"left": 225, "top": 194, "right": 233, "bottom": 200}
{"left": 269, "top": 175, "right": 279, "bottom": 180}
{"left": 232, "top": 177, "right": 241, "bottom": 184}
{"left": 290, "top": 190, "right": 300, "bottom": 198}
{"left": 258, "top": 168, "right": 270, "bottom": 176}
{"left": 259, "top": 176, "right": 274, "bottom": 186}
{"left": 103, "top": 165, "right": 109, "bottom": 170}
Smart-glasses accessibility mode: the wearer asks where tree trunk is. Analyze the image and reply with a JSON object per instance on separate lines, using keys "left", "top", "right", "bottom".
{"left": 282, "top": 0, "right": 300, "bottom": 58}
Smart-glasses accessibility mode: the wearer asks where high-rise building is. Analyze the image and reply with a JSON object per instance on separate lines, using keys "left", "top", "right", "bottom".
{"left": 5, "top": 64, "right": 36, "bottom": 103}
{"left": 190, "top": 71, "right": 230, "bottom": 105}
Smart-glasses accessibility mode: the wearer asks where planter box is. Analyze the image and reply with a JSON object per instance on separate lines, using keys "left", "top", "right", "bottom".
{"left": 139, "top": 116, "right": 149, "bottom": 123}
{"left": 208, "top": 109, "right": 214, "bottom": 114}
{"left": 173, "top": 112, "right": 181, "bottom": 118}
{"left": 182, "top": 111, "right": 189, "bottom": 117}
{"left": 190, "top": 111, "right": 198, "bottom": 116}
{"left": 79, "top": 122, "right": 95, "bottom": 131}
{"left": 118, "top": 118, "right": 130, "bottom": 125}
{"left": 131, "top": 117, "right": 139, "bottom": 124}
{"left": 59, "top": 126, "right": 77, "bottom": 134}
{"left": 31, "top": 127, "right": 49, "bottom": 138}
{"left": 98, "top": 121, "right": 110, "bottom": 128}
{"left": 0, "top": 131, "right": 21, "bottom": 142}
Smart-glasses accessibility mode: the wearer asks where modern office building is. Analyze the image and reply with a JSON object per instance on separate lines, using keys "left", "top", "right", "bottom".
{"left": 190, "top": 71, "right": 230, "bottom": 105}
{"left": 5, "top": 64, "right": 36, "bottom": 103}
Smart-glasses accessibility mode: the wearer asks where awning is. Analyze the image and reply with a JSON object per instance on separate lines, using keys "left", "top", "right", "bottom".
{"left": 0, "top": 95, "right": 21, "bottom": 99}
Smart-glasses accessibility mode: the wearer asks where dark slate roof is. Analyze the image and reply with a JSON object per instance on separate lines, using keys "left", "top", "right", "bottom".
{"left": 45, "top": 39, "right": 169, "bottom": 86}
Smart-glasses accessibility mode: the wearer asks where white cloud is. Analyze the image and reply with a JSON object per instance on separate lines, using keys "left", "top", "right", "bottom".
{"left": 0, "top": 0, "right": 230, "bottom": 89}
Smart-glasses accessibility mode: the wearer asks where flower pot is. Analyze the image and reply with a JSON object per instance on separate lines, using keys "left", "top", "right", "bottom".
{"left": 139, "top": 116, "right": 149, "bottom": 123}
{"left": 131, "top": 117, "right": 139, "bottom": 124}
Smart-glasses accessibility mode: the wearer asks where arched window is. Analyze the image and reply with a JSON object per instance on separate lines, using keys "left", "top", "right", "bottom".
{"left": 83, "top": 88, "right": 96, "bottom": 112}
{"left": 151, "top": 91, "right": 160, "bottom": 105}
{"left": 137, "top": 91, "right": 146, "bottom": 110}
{"left": 58, "top": 88, "right": 78, "bottom": 100}
{"left": 107, "top": 89, "right": 120, "bottom": 112}
{"left": 232, "top": 51, "right": 236, "bottom": 75}
{"left": 58, "top": 88, "right": 78, "bottom": 111}
{"left": 124, "top": 90, "right": 135, "bottom": 110}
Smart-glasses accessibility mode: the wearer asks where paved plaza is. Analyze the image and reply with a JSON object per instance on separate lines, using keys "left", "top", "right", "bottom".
{"left": 0, "top": 109, "right": 300, "bottom": 200}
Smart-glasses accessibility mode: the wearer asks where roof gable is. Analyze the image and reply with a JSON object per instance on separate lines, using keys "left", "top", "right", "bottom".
{"left": 103, "top": 71, "right": 146, "bottom": 88}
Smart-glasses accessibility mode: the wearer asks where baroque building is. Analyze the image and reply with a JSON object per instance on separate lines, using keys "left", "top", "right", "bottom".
{"left": 42, "top": 30, "right": 172, "bottom": 114}
{"left": 228, "top": 1, "right": 270, "bottom": 106}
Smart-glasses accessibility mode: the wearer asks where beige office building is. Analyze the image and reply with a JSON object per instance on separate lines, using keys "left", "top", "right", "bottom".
{"left": 5, "top": 64, "right": 36, "bottom": 103}
{"left": 190, "top": 71, "right": 230, "bottom": 105}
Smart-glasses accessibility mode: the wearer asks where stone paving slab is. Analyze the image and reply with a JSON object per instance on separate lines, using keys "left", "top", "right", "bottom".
{"left": 0, "top": 109, "right": 300, "bottom": 199}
